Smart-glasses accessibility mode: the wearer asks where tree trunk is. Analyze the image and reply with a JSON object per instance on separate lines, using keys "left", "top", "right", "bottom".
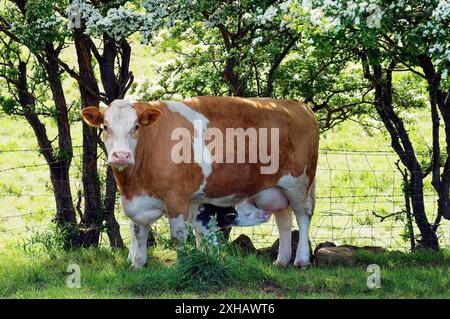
{"left": 265, "top": 37, "right": 297, "bottom": 97}
{"left": 17, "top": 57, "right": 77, "bottom": 246}
{"left": 43, "top": 45, "right": 78, "bottom": 231}
{"left": 25, "top": 113, "right": 77, "bottom": 228}
{"left": 74, "top": 27, "right": 103, "bottom": 247}
{"left": 365, "top": 62, "right": 439, "bottom": 250}
{"left": 103, "top": 166, "right": 124, "bottom": 248}
{"left": 223, "top": 56, "right": 245, "bottom": 96}
{"left": 419, "top": 56, "right": 450, "bottom": 221}
{"left": 409, "top": 170, "right": 439, "bottom": 250}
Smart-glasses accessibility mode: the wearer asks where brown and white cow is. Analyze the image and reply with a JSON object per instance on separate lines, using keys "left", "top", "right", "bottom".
{"left": 81, "top": 96, "right": 319, "bottom": 269}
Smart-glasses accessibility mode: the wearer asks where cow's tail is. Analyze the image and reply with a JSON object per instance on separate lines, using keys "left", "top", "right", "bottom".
{"left": 306, "top": 177, "right": 316, "bottom": 216}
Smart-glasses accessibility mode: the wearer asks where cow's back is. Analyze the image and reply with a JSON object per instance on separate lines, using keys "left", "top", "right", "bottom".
{"left": 182, "top": 96, "right": 319, "bottom": 199}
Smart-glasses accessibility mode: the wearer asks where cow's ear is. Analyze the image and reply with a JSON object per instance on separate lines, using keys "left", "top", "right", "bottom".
{"left": 138, "top": 107, "right": 162, "bottom": 126}
{"left": 80, "top": 107, "right": 103, "bottom": 127}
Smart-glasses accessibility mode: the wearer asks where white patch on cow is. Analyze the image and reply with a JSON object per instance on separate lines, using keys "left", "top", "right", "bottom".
{"left": 306, "top": 177, "right": 316, "bottom": 215}
{"left": 121, "top": 195, "right": 166, "bottom": 225}
{"left": 277, "top": 169, "right": 309, "bottom": 197}
{"left": 169, "top": 215, "right": 189, "bottom": 241}
{"left": 128, "top": 222, "right": 136, "bottom": 262}
{"left": 164, "top": 101, "right": 212, "bottom": 192}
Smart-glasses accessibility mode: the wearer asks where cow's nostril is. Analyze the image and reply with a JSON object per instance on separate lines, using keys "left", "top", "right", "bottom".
{"left": 112, "top": 152, "right": 132, "bottom": 161}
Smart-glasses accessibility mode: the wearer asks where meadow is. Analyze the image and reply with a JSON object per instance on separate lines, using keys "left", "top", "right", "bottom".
{"left": 1, "top": 242, "right": 450, "bottom": 298}
{"left": 0, "top": 41, "right": 449, "bottom": 299}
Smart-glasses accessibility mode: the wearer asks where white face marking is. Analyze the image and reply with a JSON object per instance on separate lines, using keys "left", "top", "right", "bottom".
{"left": 165, "top": 101, "right": 212, "bottom": 193}
{"left": 234, "top": 200, "right": 270, "bottom": 227}
{"left": 103, "top": 99, "right": 139, "bottom": 169}
{"left": 121, "top": 195, "right": 165, "bottom": 225}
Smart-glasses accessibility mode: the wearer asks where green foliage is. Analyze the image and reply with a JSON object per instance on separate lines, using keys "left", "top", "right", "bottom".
{"left": 131, "top": 0, "right": 302, "bottom": 98}
{"left": 20, "top": 224, "right": 69, "bottom": 257}
{"left": 175, "top": 248, "right": 236, "bottom": 291}
{"left": 174, "top": 218, "right": 235, "bottom": 291}
{"left": 8, "top": 0, "right": 69, "bottom": 51}
{"left": 0, "top": 95, "right": 19, "bottom": 115}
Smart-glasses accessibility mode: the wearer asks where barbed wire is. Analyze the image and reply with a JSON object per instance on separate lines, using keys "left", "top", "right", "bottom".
{"left": 0, "top": 147, "right": 449, "bottom": 250}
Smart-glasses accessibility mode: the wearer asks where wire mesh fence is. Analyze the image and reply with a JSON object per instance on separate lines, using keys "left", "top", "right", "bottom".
{"left": 1, "top": 146, "right": 449, "bottom": 250}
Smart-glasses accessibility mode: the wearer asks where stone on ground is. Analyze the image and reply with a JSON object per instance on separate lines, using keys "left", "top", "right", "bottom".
{"left": 314, "top": 246, "right": 356, "bottom": 266}
{"left": 231, "top": 234, "right": 256, "bottom": 254}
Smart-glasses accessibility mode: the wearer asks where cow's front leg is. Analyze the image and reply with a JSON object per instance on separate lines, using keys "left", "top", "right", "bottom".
{"left": 129, "top": 222, "right": 150, "bottom": 269}
{"left": 169, "top": 214, "right": 189, "bottom": 243}
{"left": 128, "top": 222, "right": 137, "bottom": 262}
{"left": 166, "top": 199, "right": 191, "bottom": 245}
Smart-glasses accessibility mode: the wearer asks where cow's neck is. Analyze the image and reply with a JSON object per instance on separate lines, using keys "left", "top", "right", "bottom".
{"left": 111, "top": 166, "right": 138, "bottom": 199}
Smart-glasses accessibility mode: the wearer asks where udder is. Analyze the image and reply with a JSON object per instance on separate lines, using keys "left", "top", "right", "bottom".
{"left": 253, "top": 187, "right": 289, "bottom": 212}
{"left": 234, "top": 187, "right": 289, "bottom": 227}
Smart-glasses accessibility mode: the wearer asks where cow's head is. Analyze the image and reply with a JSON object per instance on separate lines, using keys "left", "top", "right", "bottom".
{"left": 234, "top": 200, "right": 271, "bottom": 226}
{"left": 80, "top": 99, "right": 162, "bottom": 170}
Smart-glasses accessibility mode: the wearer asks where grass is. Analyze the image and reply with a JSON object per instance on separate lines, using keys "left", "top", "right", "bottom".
{"left": 1, "top": 243, "right": 449, "bottom": 299}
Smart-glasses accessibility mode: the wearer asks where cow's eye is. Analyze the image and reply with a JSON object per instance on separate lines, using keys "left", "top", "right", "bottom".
{"left": 134, "top": 125, "right": 139, "bottom": 131}
{"left": 103, "top": 125, "right": 108, "bottom": 131}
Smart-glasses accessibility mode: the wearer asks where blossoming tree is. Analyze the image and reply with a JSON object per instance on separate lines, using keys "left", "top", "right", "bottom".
{"left": 287, "top": 0, "right": 449, "bottom": 249}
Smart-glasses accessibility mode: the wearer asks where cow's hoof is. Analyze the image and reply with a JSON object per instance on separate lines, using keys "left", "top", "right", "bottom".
{"left": 129, "top": 262, "right": 147, "bottom": 271}
{"left": 273, "top": 258, "right": 290, "bottom": 267}
{"left": 293, "top": 260, "right": 310, "bottom": 269}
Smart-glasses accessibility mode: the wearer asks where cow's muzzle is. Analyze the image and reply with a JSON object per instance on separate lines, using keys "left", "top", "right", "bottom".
{"left": 109, "top": 151, "right": 134, "bottom": 168}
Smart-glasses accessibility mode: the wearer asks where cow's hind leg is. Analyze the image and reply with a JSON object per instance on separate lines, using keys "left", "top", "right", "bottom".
{"left": 273, "top": 207, "right": 293, "bottom": 267}
{"left": 279, "top": 174, "right": 313, "bottom": 268}
{"left": 293, "top": 203, "right": 312, "bottom": 268}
